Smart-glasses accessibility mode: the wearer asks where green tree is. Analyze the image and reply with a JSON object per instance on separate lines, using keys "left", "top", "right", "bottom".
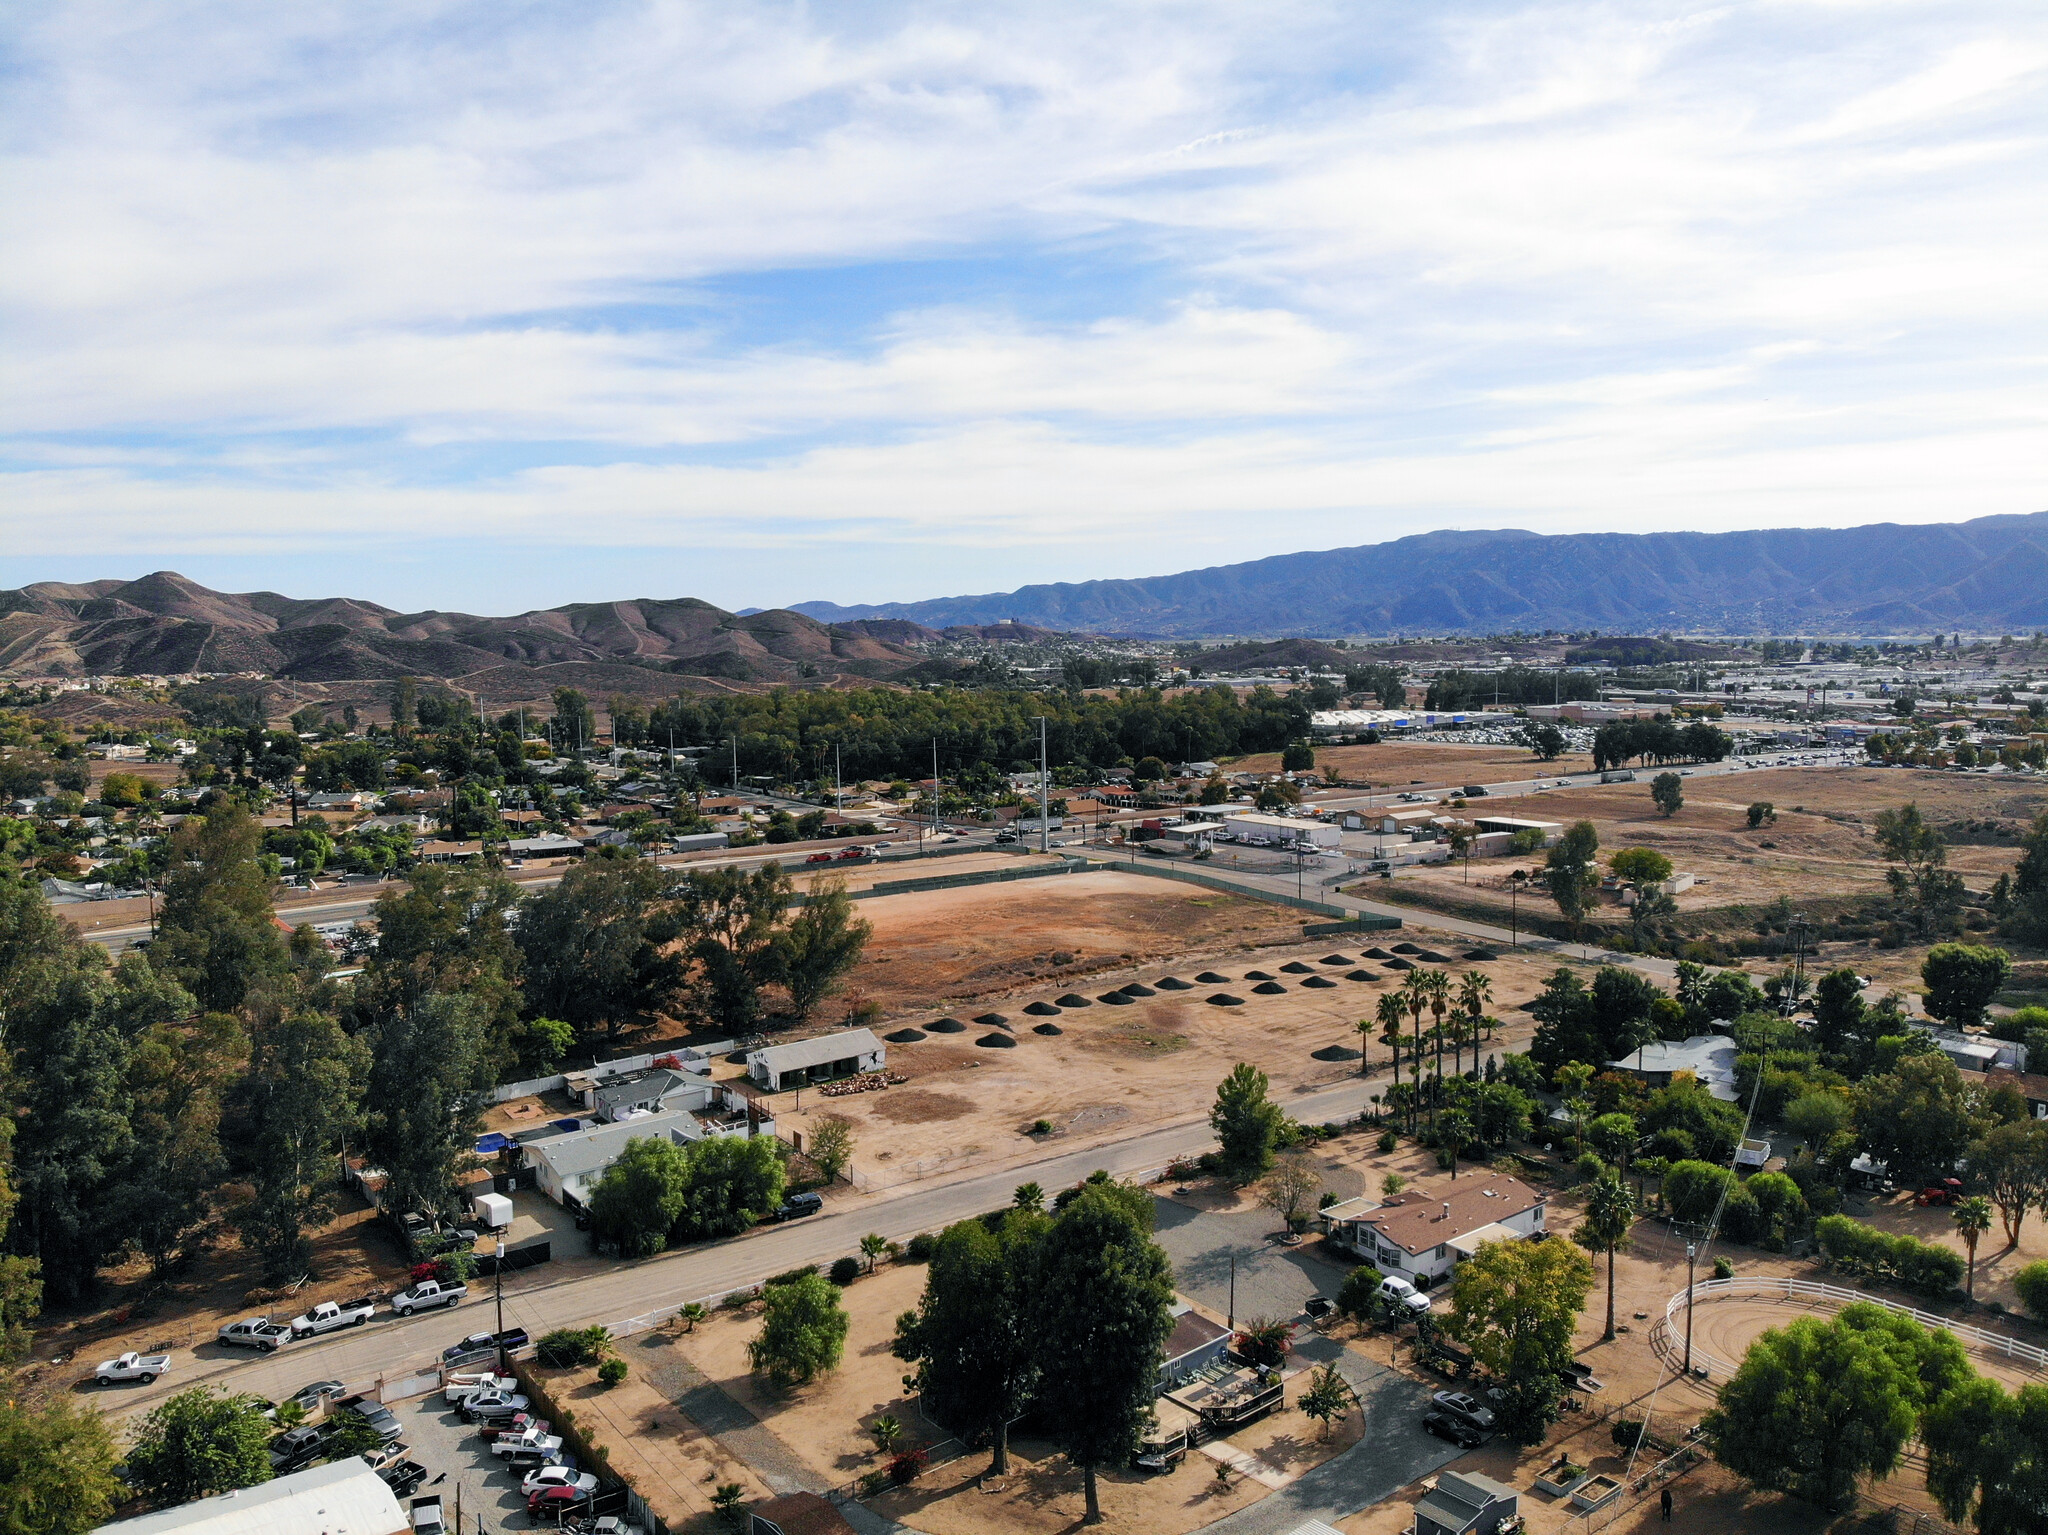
{"left": 677, "top": 863, "right": 792, "bottom": 1036}
{"left": 1608, "top": 847, "right": 1673, "bottom": 886}
{"left": 363, "top": 992, "right": 491, "bottom": 1219}
{"left": 122, "top": 1008, "right": 241, "bottom": 1275}
{"left": 125, "top": 1388, "right": 273, "bottom": 1505}
{"left": 1210, "top": 1063, "right": 1284, "bottom": 1182}
{"left": 1576, "top": 1171, "right": 1636, "bottom": 1342}
{"left": 358, "top": 863, "right": 525, "bottom": 1032}
{"left": 1705, "top": 1303, "right": 1970, "bottom": 1510}
{"left": 1280, "top": 743, "right": 1315, "bottom": 773}
{"left": 806, "top": 1114, "right": 855, "bottom": 1182}
{"left": 237, "top": 1010, "right": 366, "bottom": 1280}
{"left": 1922, "top": 945, "right": 2013, "bottom": 1028}
{"left": 1968, "top": 1120, "right": 2048, "bottom": 1249}
{"left": 1661, "top": 1159, "right": 1735, "bottom": 1225}
{"left": 148, "top": 803, "right": 289, "bottom": 1011}
{"left": 778, "top": 875, "right": 872, "bottom": 1022}
{"left": 1923, "top": 1376, "right": 2048, "bottom": 1535}
{"left": 1336, "top": 1263, "right": 1384, "bottom": 1326}
{"left": 1811, "top": 968, "right": 1867, "bottom": 1053}
{"left": 670, "top": 1134, "right": 786, "bottom": 1242}
{"left": 1650, "top": 772, "right": 1684, "bottom": 816}
{"left": 1298, "top": 1362, "right": 1354, "bottom": 1437}
{"left": 747, "top": 1270, "right": 848, "bottom": 1388}
{"left": 588, "top": 1135, "right": 693, "bottom": 1258}
{"left": 1443, "top": 1235, "right": 1594, "bottom": 1444}
{"left": 1543, "top": 821, "right": 1601, "bottom": 936}
{"left": 520, "top": 855, "right": 688, "bottom": 1052}
{"left": 1854, "top": 1054, "right": 1985, "bottom": 1183}
{"left": 1874, "top": 802, "right": 1965, "bottom": 933}
{"left": 1747, "top": 801, "right": 1776, "bottom": 828}
{"left": 892, "top": 1208, "right": 1046, "bottom": 1475}
{"left": 0, "top": 1395, "right": 123, "bottom": 1535}
{"left": 1028, "top": 1182, "right": 1175, "bottom": 1525}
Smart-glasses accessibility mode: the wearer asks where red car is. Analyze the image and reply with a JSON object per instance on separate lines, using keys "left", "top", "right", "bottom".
{"left": 837, "top": 845, "right": 868, "bottom": 860}
{"left": 805, "top": 851, "right": 835, "bottom": 864}
{"left": 527, "top": 1486, "right": 591, "bottom": 1519}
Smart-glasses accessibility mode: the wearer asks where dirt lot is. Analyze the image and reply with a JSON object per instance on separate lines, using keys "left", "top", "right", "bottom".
{"left": 1234, "top": 739, "right": 1596, "bottom": 786}
{"left": 781, "top": 876, "right": 1571, "bottom": 1189}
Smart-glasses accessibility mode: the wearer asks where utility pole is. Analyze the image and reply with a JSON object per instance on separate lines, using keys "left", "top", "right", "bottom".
{"left": 731, "top": 736, "right": 739, "bottom": 794}
{"left": 931, "top": 738, "right": 940, "bottom": 849}
{"left": 494, "top": 1239, "right": 507, "bottom": 1373}
{"left": 834, "top": 744, "right": 842, "bottom": 818}
{"left": 1684, "top": 1239, "right": 1698, "bottom": 1376}
{"left": 1033, "top": 715, "right": 1050, "bottom": 853}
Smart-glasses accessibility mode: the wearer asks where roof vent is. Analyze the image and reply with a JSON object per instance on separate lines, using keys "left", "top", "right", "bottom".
{"left": 1440, "top": 1201, "right": 1450, "bottom": 1222}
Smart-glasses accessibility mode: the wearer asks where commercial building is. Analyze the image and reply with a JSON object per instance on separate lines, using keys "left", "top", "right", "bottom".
{"left": 1470, "top": 815, "right": 1562, "bottom": 842}
{"left": 747, "top": 1028, "right": 887, "bottom": 1092}
{"left": 95, "top": 1460, "right": 404, "bottom": 1535}
{"left": 1220, "top": 811, "right": 1340, "bottom": 848}
{"left": 1318, "top": 1177, "right": 1546, "bottom": 1284}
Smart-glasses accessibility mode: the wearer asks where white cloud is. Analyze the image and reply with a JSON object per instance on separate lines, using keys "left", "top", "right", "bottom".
{"left": 1, "top": 1, "right": 2044, "bottom": 604}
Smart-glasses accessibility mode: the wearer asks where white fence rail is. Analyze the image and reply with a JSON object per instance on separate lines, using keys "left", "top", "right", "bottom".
{"left": 1654, "top": 1275, "right": 2048, "bottom": 1383}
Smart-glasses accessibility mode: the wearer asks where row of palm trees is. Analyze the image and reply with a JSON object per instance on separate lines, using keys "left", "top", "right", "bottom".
{"left": 1356, "top": 968, "right": 1498, "bottom": 1127}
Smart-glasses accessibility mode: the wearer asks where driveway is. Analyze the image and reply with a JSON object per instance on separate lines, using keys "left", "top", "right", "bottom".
{"left": 393, "top": 1390, "right": 557, "bottom": 1535}
{"left": 1150, "top": 1198, "right": 1354, "bottom": 1326}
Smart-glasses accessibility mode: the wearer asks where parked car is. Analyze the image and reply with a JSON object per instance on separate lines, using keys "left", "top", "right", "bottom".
{"left": 290, "top": 1298, "right": 377, "bottom": 1337}
{"left": 410, "top": 1496, "right": 445, "bottom": 1535}
{"left": 1377, "top": 1275, "right": 1431, "bottom": 1316}
{"left": 377, "top": 1460, "right": 430, "bottom": 1498}
{"left": 392, "top": 1278, "right": 467, "bottom": 1316}
{"left": 345, "top": 1399, "right": 404, "bottom": 1443}
{"left": 521, "top": 1468, "right": 598, "bottom": 1498}
{"left": 478, "top": 1413, "right": 548, "bottom": 1443}
{"left": 218, "top": 1317, "right": 292, "bottom": 1352}
{"left": 804, "top": 851, "right": 835, "bottom": 863}
{"left": 773, "top": 1191, "right": 823, "bottom": 1222}
{"left": 527, "top": 1485, "right": 593, "bottom": 1518}
{"left": 835, "top": 846, "right": 867, "bottom": 860}
{"left": 268, "top": 1425, "right": 328, "bottom": 1473}
{"left": 465, "top": 1390, "right": 533, "bottom": 1422}
{"left": 1422, "top": 1411, "right": 1487, "bottom": 1448}
{"left": 94, "top": 1351, "right": 170, "bottom": 1385}
{"left": 286, "top": 1380, "right": 346, "bottom": 1412}
{"left": 444, "top": 1333, "right": 501, "bottom": 1362}
{"left": 1431, "top": 1390, "right": 1496, "bottom": 1431}
{"left": 491, "top": 1428, "right": 564, "bottom": 1460}
{"left": 445, "top": 1372, "right": 518, "bottom": 1406}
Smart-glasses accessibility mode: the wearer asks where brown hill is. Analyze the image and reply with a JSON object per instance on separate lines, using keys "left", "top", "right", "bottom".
{"left": 0, "top": 574, "right": 940, "bottom": 690}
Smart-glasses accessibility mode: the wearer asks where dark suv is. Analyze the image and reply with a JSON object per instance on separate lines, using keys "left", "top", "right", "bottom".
{"left": 774, "top": 1192, "right": 824, "bottom": 1222}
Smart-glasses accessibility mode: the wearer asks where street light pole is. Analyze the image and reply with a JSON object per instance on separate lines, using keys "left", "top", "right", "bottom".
{"left": 1033, "top": 716, "right": 1050, "bottom": 854}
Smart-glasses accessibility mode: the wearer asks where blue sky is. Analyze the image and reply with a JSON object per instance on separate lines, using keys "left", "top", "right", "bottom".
{"left": 3, "top": 2, "right": 2044, "bottom": 616}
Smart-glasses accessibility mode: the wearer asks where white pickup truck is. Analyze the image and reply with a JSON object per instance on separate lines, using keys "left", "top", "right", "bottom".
{"left": 95, "top": 1350, "right": 171, "bottom": 1385}
{"left": 409, "top": 1496, "right": 445, "bottom": 1535}
{"left": 217, "top": 1317, "right": 292, "bottom": 1352}
{"left": 391, "top": 1278, "right": 466, "bottom": 1317}
{"left": 289, "top": 1297, "right": 378, "bottom": 1337}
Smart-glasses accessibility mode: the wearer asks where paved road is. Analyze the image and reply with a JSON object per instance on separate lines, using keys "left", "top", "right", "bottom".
{"left": 92, "top": 1069, "right": 1407, "bottom": 1424}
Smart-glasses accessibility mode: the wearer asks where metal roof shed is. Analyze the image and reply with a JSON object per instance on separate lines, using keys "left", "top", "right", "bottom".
{"left": 747, "top": 1028, "right": 887, "bottom": 1092}
{"left": 95, "top": 1460, "right": 404, "bottom": 1535}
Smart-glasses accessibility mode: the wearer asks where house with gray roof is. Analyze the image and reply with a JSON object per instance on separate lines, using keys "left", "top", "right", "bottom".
{"left": 747, "top": 1028, "right": 886, "bottom": 1092}
{"left": 1414, "top": 1470, "right": 1519, "bottom": 1535}
{"left": 522, "top": 1092, "right": 773, "bottom": 1209}
{"left": 1606, "top": 1034, "right": 1740, "bottom": 1102}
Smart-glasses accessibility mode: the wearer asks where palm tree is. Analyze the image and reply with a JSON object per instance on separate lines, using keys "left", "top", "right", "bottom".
{"left": 1400, "top": 976, "right": 1430, "bottom": 1129}
{"left": 1418, "top": 970, "right": 1453, "bottom": 1094}
{"left": 1954, "top": 1196, "right": 1993, "bottom": 1302}
{"left": 1376, "top": 992, "right": 1406, "bottom": 1088}
{"left": 1456, "top": 971, "right": 1492, "bottom": 1077}
{"left": 1439, "top": 1107, "right": 1474, "bottom": 1180}
{"left": 1577, "top": 1171, "right": 1637, "bottom": 1340}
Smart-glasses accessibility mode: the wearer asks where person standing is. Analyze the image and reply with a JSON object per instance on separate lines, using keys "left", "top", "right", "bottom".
{"left": 1661, "top": 1487, "right": 1673, "bottom": 1521}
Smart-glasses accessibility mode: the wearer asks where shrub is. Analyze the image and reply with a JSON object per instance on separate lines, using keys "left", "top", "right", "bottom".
{"left": 767, "top": 1265, "right": 820, "bottom": 1288}
{"left": 1817, "top": 1214, "right": 1885, "bottom": 1272}
{"left": 857, "top": 1470, "right": 890, "bottom": 1498}
{"left": 1719, "top": 1186, "right": 1765, "bottom": 1245}
{"left": 537, "top": 1324, "right": 613, "bottom": 1368}
{"left": 887, "top": 1448, "right": 928, "bottom": 1485}
{"left": 1647, "top": 1128, "right": 1696, "bottom": 1162}
{"left": 1574, "top": 1152, "right": 1608, "bottom": 1184}
{"left": 2014, "top": 1262, "right": 2048, "bottom": 1322}
{"left": 1377, "top": 1130, "right": 1398, "bottom": 1153}
{"left": 1891, "top": 1235, "right": 1965, "bottom": 1298}
{"left": 904, "top": 1233, "right": 937, "bottom": 1264}
{"left": 1613, "top": 1418, "right": 1646, "bottom": 1450}
{"left": 829, "top": 1256, "right": 862, "bottom": 1286}
{"left": 1712, "top": 1256, "right": 1735, "bottom": 1281}
{"left": 597, "top": 1356, "right": 628, "bottom": 1388}
{"left": 1662, "top": 1160, "right": 1734, "bottom": 1224}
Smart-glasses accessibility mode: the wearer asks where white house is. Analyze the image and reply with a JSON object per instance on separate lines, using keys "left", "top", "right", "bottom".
{"left": 1319, "top": 1178, "right": 1547, "bottom": 1285}
{"left": 1220, "top": 811, "right": 1340, "bottom": 848}
{"left": 747, "top": 1028, "right": 887, "bottom": 1092}
{"left": 523, "top": 1095, "right": 773, "bottom": 1209}
{"left": 1606, "top": 1035, "right": 1741, "bottom": 1103}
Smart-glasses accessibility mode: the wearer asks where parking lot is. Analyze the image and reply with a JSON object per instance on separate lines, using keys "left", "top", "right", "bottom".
{"left": 385, "top": 1388, "right": 605, "bottom": 1535}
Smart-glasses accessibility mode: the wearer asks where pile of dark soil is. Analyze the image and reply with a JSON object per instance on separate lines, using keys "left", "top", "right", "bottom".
{"left": 1311, "top": 1044, "right": 1362, "bottom": 1061}
{"left": 1055, "top": 993, "right": 1093, "bottom": 1008}
{"left": 1207, "top": 994, "right": 1245, "bottom": 1007}
{"left": 1156, "top": 977, "right": 1194, "bottom": 990}
{"left": 1195, "top": 971, "right": 1232, "bottom": 984}
{"left": 1280, "top": 961, "right": 1315, "bottom": 974}
{"left": 884, "top": 1028, "right": 928, "bottom": 1043}
{"left": 1033, "top": 1022, "right": 1064, "bottom": 1036}
{"left": 1098, "top": 992, "right": 1133, "bottom": 1005}
{"left": 1320, "top": 954, "right": 1354, "bottom": 965}
{"left": 1024, "top": 1001, "right": 1062, "bottom": 1017}
{"left": 1301, "top": 975, "right": 1337, "bottom": 989}
{"left": 974, "top": 1012, "right": 1009, "bottom": 1026}
{"left": 928, "top": 1018, "right": 967, "bottom": 1034}
{"left": 1252, "top": 981, "right": 1287, "bottom": 995}
{"left": 976, "top": 1032, "right": 1018, "bottom": 1049}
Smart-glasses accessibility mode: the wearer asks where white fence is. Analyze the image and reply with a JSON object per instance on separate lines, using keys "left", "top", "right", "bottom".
{"left": 1653, "top": 1275, "right": 2048, "bottom": 1382}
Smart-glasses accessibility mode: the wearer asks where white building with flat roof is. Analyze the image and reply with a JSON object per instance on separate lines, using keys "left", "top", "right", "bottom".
{"left": 1220, "top": 812, "right": 1340, "bottom": 848}
{"left": 95, "top": 1460, "right": 404, "bottom": 1535}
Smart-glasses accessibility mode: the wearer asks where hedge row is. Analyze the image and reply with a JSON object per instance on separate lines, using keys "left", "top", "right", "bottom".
{"left": 1814, "top": 1215, "right": 1966, "bottom": 1298}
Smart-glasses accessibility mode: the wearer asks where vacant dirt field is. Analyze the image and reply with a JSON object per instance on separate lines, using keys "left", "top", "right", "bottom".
{"left": 1235, "top": 739, "right": 1596, "bottom": 786}
{"left": 782, "top": 880, "right": 1572, "bottom": 1190}
{"left": 840, "top": 870, "right": 1307, "bottom": 1015}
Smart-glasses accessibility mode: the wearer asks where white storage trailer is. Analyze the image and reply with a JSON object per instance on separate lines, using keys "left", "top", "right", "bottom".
{"left": 471, "top": 1191, "right": 514, "bottom": 1230}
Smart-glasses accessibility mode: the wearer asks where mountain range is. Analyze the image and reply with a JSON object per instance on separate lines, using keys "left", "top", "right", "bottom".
{"left": 793, "top": 511, "right": 2048, "bottom": 637}
{"left": 0, "top": 573, "right": 967, "bottom": 692}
